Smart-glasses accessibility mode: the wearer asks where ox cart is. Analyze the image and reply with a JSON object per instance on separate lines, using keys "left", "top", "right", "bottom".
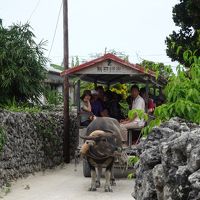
{"left": 61, "top": 53, "right": 166, "bottom": 178}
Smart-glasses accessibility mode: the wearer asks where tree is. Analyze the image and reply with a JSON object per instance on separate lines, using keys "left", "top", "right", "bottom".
{"left": 140, "top": 60, "right": 173, "bottom": 79}
{"left": 0, "top": 23, "right": 47, "bottom": 104}
{"left": 75, "top": 56, "right": 80, "bottom": 66}
{"left": 142, "top": 51, "right": 200, "bottom": 136}
{"left": 50, "top": 63, "right": 64, "bottom": 71}
{"left": 89, "top": 49, "right": 129, "bottom": 61}
{"left": 71, "top": 57, "right": 75, "bottom": 67}
{"left": 166, "top": 0, "right": 200, "bottom": 66}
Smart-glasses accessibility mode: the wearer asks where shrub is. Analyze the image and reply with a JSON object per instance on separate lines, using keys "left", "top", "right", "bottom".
{"left": 142, "top": 50, "right": 200, "bottom": 136}
{"left": 0, "top": 23, "right": 47, "bottom": 104}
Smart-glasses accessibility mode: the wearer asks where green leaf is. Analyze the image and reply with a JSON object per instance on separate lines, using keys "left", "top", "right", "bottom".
{"left": 183, "top": 51, "right": 189, "bottom": 62}
{"left": 176, "top": 46, "right": 182, "bottom": 55}
{"left": 127, "top": 173, "right": 134, "bottom": 180}
{"left": 128, "top": 156, "right": 140, "bottom": 165}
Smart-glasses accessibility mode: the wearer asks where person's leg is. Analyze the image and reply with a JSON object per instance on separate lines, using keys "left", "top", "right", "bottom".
{"left": 119, "top": 124, "right": 128, "bottom": 142}
{"left": 120, "top": 121, "right": 138, "bottom": 142}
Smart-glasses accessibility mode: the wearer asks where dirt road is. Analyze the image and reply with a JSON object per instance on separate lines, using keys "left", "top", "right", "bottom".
{"left": 1, "top": 162, "right": 135, "bottom": 200}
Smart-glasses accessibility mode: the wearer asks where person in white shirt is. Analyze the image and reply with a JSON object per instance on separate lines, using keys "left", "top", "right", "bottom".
{"left": 120, "top": 85, "right": 145, "bottom": 142}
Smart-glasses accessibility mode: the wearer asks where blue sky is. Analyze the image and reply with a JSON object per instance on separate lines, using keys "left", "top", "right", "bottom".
{"left": 1, "top": 0, "right": 180, "bottom": 67}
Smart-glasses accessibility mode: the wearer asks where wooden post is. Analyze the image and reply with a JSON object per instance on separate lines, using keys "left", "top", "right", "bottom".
{"left": 145, "top": 78, "right": 149, "bottom": 113}
{"left": 63, "top": 0, "right": 70, "bottom": 163}
{"left": 77, "top": 80, "right": 81, "bottom": 112}
{"left": 77, "top": 80, "right": 81, "bottom": 126}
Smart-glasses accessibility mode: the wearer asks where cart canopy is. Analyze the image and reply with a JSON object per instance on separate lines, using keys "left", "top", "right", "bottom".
{"left": 61, "top": 53, "right": 166, "bottom": 87}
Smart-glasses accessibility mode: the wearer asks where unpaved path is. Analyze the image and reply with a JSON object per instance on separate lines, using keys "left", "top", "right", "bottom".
{"left": 2, "top": 162, "right": 135, "bottom": 200}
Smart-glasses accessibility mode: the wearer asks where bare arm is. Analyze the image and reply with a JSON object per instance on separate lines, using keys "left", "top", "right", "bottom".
{"left": 120, "top": 114, "right": 136, "bottom": 124}
{"left": 82, "top": 100, "right": 92, "bottom": 112}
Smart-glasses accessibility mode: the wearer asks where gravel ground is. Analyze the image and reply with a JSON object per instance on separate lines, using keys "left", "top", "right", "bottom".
{"left": 1, "top": 162, "right": 135, "bottom": 200}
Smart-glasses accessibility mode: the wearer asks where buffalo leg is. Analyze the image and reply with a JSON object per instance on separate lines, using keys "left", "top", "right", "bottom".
{"left": 110, "top": 166, "right": 116, "bottom": 186}
{"left": 104, "top": 160, "right": 114, "bottom": 192}
{"left": 96, "top": 167, "right": 102, "bottom": 188}
{"left": 89, "top": 166, "right": 97, "bottom": 191}
{"left": 104, "top": 169, "right": 113, "bottom": 192}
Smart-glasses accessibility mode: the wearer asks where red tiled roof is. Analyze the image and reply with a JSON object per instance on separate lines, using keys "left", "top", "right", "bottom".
{"left": 60, "top": 53, "right": 156, "bottom": 77}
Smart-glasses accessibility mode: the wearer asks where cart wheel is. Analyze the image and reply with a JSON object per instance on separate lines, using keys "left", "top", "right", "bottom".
{"left": 83, "top": 159, "right": 91, "bottom": 177}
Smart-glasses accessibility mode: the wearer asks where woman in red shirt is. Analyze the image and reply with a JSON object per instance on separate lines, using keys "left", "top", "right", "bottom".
{"left": 140, "top": 88, "right": 155, "bottom": 114}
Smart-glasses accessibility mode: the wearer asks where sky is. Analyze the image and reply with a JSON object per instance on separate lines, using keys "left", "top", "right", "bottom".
{"left": 0, "top": 0, "right": 180, "bottom": 68}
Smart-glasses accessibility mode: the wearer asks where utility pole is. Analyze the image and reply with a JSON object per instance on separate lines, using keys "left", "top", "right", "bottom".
{"left": 63, "top": 0, "right": 70, "bottom": 163}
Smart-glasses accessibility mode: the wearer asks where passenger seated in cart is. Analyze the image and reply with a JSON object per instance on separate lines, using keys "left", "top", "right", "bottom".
{"left": 80, "top": 90, "right": 93, "bottom": 126}
{"left": 154, "top": 88, "right": 165, "bottom": 106}
{"left": 96, "top": 85, "right": 105, "bottom": 102}
{"left": 120, "top": 85, "right": 145, "bottom": 143}
{"left": 139, "top": 87, "right": 155, "bottom": 114}
{"left": 91, "top": 90, "right": 108, "bottom": 117}
{"left": 126, "top": 94, "right": 133, "bottom": 110}
{"left": 104, "top": 90, "right": 123, "bottom": 121}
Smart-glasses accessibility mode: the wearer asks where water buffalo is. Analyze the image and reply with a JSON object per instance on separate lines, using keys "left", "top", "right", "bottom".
{"left": 80, "top": 117, "right": 122, "bottom": 192}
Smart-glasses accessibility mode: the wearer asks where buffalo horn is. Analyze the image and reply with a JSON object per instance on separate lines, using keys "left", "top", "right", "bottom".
{"left": 80, "top": 130, "right": 108, "bottom": 140}
{"left": 79, "top": 135, "right": 97, "bottom": 140}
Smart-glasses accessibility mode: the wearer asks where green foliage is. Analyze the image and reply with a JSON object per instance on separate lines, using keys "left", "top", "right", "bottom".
{"left": 119, "top": 100, "right": 129, "bottom": 118}
{"left": 3, "top": 106, "right": 41, "bottom": 113}
{"left": 128, "top": 109, "right": 148, "bottom": 121}
{"left": 140, "top": 60, "right": 174, "bottom": 79}
{"left": 71, "top": 56, "right": 80, "bottom": 67}
{"left": 165, "top": 0, "right": 200, "bottom": 66}
{"left": 80, "top": 81, "right": 95, "bottom": 96}
{"left": 50, "top": 63, "right": 63, "bottom": 71}
{"left": 89, "top": 49, "right": 129, "bottom": 61}
{"left": 128, "top": 155, "right": 140, "bottom": 166}
{"left": 143, "top": 51, "right": 200, "bottom": 136}
{"left": 105, "top": 49, "right": 129, "bottom": 61}
{"left": 0, "top": 98, "right": 41, "bottom": 113}
{"left": 127, "top": 156, "right": 140, "bottom": 179}
{"left": 127, "top": 173, "right": 134, "bottom": 180}
{"left": 158, "top": 51, "right": 200, "bottom": 124}
{"left": 0, "top": 182, "right": 11, "bottom": 196}
{"left": 0, "top": 23, "right": 47, "bottom": 104}
{"left": 44, "top": 88, "right": 63, "bottom": 106}
{"left": 0, "top": 126, "right": 6, "bottom": 154}
{"left": 142, "top": 118, "right": 162, "bottom": 137}
{"left": 75, "top": 56, "right": 80, "bottom": 66}
{"left": 71, "top": 57, "right": 75, "bottom": 67}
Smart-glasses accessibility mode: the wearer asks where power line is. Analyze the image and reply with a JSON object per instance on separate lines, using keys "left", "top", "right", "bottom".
{"left": 48, "top": 1, "right": 62, "bottom": 59}
{"left": 138, "top": 53, "right": 167, "bottom": 57}
{"left": 28, "top": 0, "right": 41, "bottom": 21}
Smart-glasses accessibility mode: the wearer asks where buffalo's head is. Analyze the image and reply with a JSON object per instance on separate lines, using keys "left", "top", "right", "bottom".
{"left": 80, "top": 130, "right": 120, "bottom": 158}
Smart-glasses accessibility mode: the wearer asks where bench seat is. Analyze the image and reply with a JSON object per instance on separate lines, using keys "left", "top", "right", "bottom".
{"left": 127, "top": 127, "right": 143, "bottom": 147}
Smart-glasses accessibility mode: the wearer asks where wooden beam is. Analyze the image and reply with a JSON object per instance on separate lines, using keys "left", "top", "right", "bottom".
{"left": 63, "top": 0, "right": 70, "bottom": 163}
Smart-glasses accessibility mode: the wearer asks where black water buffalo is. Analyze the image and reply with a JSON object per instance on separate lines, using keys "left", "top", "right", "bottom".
{"left": 80, "top": 117, "right": 122, "bottom": 192}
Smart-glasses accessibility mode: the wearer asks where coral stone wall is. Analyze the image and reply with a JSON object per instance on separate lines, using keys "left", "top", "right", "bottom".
{"left": 134, "top": 117, "right": 200, "bottom": 200}
{"left": 0, "top": 108, "right": 78, "bottom": 188}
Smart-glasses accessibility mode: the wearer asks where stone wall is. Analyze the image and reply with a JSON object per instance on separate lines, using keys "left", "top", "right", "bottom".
{"left": 0, "top": 108, "right": 78, "bottom": 188}
{"left": 133, "top": 117, "right": 200, "bottom": 200}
